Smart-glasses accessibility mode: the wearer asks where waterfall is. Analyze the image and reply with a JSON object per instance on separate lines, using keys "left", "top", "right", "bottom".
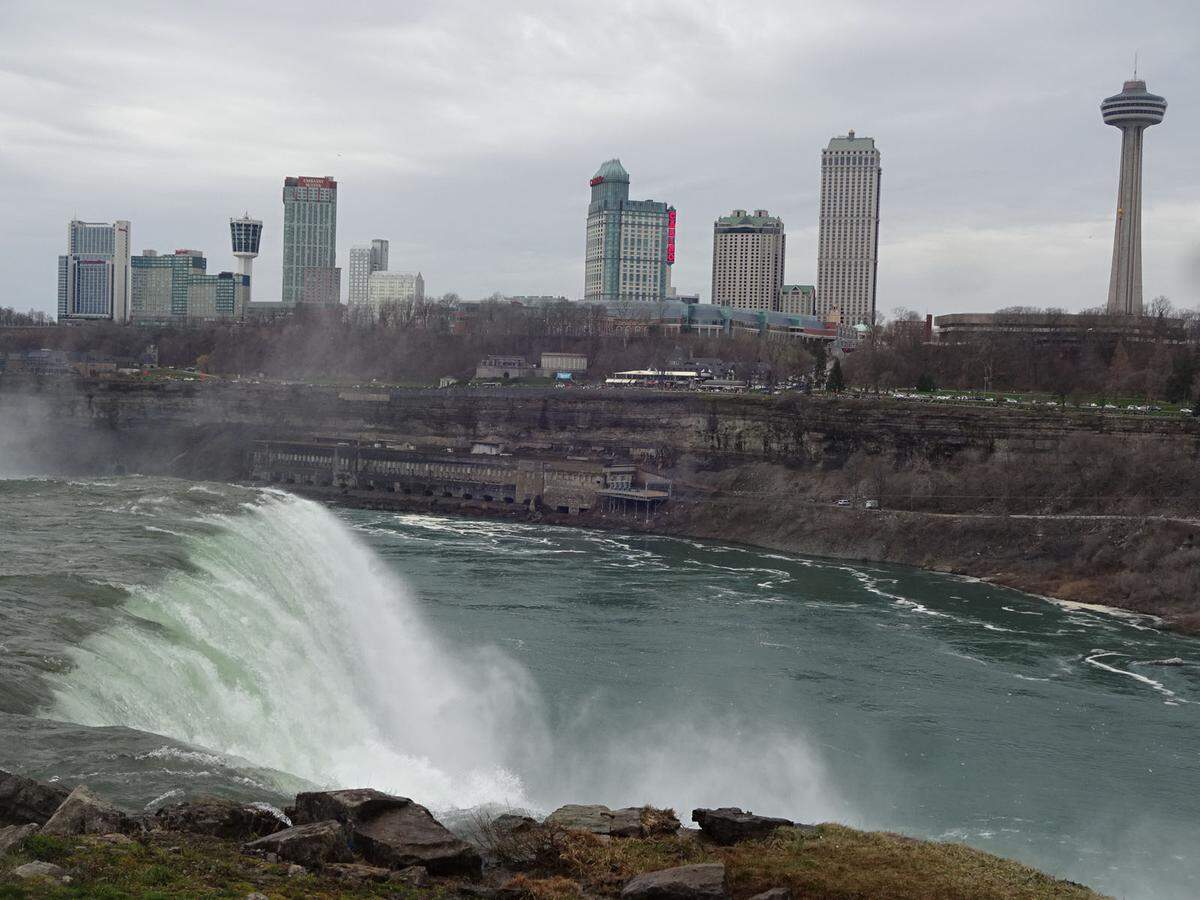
{"left": 49, "top": 491, "right": 548, "bottom": 810}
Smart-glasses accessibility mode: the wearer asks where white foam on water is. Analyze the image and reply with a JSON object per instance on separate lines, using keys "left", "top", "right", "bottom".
{"left": 1084, "top": 651, "right": 1190, "bottom": 704}
{"left": 46, "top": 490, "right": 846, "bottom": 822}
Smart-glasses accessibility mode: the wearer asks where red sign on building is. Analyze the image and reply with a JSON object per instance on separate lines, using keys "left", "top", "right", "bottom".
{"left": 666, "top": 209, "right": 677, "bottom": 264}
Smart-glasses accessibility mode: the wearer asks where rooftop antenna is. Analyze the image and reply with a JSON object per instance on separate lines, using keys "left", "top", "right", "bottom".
{"left": 1133, "top": 50, "right": 1138, "bottom": 79}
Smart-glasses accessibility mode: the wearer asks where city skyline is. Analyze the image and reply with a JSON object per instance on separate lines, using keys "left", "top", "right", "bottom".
{"left": 4, "top": 2, "right": 1199, "bottom": 317}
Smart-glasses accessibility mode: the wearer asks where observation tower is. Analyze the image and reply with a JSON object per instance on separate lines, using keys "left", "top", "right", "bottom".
{"left": 1101, "top": 78, "right": 1166, "bottom": 316}
{"left": 230, "top": 214, "right": 263, "bottom": 301}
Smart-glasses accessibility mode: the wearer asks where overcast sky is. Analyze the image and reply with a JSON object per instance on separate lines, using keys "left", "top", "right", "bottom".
{"left": 2, "top": 0, "right": 1198, "bottom": 317}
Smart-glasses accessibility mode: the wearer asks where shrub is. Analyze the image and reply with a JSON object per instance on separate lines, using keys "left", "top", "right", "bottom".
{"left": 20, "top": 833, "right": 74, "bottom": 863}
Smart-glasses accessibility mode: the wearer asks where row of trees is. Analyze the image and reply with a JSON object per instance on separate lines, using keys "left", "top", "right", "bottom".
{"left": 4, "top": 297, "right": 1200, "bottom": 402}
{"left": 840, "top": 302, "right": 1200, "bottom": 402}
{"left": 0, "top": 307, "right": 53, "bottom": 327}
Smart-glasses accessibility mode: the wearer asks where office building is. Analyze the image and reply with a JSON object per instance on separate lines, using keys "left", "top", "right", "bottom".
{"left": 816, "top": 131, "right": 881, "bottom": 326}
{"left": 778, "top": 284, "right": 816, "bottom": 316}
{"left": 230, "top": 214, "right": 262, "bottom": 302}
{"left": 188, "top": 271, "right": 250, "bottom": 320}
{"left": 57, "top": 220, "right": 131, "bottom": 322}
{"left": 367, "top": 271, "right": 424, "bottom": 308}
{"left": 131, "top": 250, "right": 206, "bottom": 321}
{"left": 711, "top": 209, "right": 785, "bottom": 311}
{"left": 131, "top": 248, "right": 248, "bottom": 323}
{"left": 1102, "top": 78, "right": 1167, "bottom": 316}
{"left": 349, "top": 238, "right": 390, "bottom": 307}
{"left": 281, "top": 176, "right": 338, "bottom": 305}
{"left": 584, "top": 159, "right": 675, "bottom": 304}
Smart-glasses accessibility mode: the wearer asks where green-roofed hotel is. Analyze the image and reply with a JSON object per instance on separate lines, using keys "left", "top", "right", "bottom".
{"left": 584, "top": 159, "right": 675, "bottom": 304}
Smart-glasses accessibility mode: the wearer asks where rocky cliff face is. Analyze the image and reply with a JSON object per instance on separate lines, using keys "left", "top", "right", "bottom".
{"left": 5, "top": 377, "right": 1196, "bottom": 479}
{"left": 4, "top": 377, "right": 1199, "bottom": 628}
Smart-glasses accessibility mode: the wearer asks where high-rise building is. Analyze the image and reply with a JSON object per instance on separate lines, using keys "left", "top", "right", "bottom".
{"left": 778, "top": 284, "right": 816, "bottom": 316}
{"left": 1102, "top": 79, "right": 1167, "bottom": 317}
{"left": 188, "top": 271, "right": 250, "bottom": 320}
{"left": 816, "top": 131, "right": 881, "bottom": 326}
{"left": 367, "top": 271, "right": 424, "bottom": 309}
{"left": 131, "top": 249, "right": 206, "bottom": 321}
{"left": 349, "top": 238, "right": 390, "bottom": 307}
{"left": 230, "top": 214, "right": 262, "bottom": 302}
{"left": 711, "top": 209, "right": 785, "bottom": 311}
{"left": 281, "top": 176, "right": 338, "bottom": 305}
{"left": 57, "top": 220, "right": 131, "bottom": 322}
{"left": 584, "top": 159, "right": 675, "bottom": 304}
{"left": 370, "top": 238, "right": 389, "bottom": 273}
{"left": 131, "top": 249, "right": 248, "bottom": 323}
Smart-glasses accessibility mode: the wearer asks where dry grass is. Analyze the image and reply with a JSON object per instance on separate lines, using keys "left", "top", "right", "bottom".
{"left": 0, "top": 821, "right": 1107, "bottom": 899}
{"left": 548, "top": 826, "right": 1105, "bottom": 900}
{"left": 718, "top": 825, "right": 1102, "bottom": 900}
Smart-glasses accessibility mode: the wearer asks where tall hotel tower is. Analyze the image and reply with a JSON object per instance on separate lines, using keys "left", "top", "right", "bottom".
{"left": 711, "top": 209, "right": 785, "bottom": 311}
{"left": 584, "top": 159, "right": 675, "bottom": 304}
{"left": 57, "top": 219, "right": 132, "bottom": 322}
{"left": 281, "top": 176, "right": 339, "bottom": 305}
{"left": 229, "top": 214, "right": 262, "bottom": 302}
{"left": 816, "top": 131, "right": 881, "bottom": 326}
{"left": 348, "top": 239, "right": 390, "bottom": 307}
{"left": 1101, "top": 79, "right": 1167, "bottom": 316}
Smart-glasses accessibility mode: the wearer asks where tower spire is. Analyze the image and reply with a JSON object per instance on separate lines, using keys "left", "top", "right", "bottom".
{"left": 1100, "top": 77, "right": 1166, "bottom": 317}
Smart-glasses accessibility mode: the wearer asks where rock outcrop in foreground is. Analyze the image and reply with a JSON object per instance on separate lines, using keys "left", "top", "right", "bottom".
{"left": 0, "top": 769, "right": 1107, "bottom": 899}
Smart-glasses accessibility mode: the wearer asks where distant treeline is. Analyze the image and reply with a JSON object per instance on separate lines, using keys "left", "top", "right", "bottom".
{"left": 0, "top": 303, "right": 819, "bottom": 384}
{"left": 845, "top": 304, "right": 1200, "bottom": 402}
{"left": 4, "top": 298, "right": 1200, "bottom": 401}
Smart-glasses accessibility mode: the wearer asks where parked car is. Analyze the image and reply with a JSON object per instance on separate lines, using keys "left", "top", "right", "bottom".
{"left": 835, "top": 499, "right": 851, "bottom": 507}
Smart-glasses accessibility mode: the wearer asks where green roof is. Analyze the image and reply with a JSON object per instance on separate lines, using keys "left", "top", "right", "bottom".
{"left": 593, "top": 158, "right": 629, "bottom": 182}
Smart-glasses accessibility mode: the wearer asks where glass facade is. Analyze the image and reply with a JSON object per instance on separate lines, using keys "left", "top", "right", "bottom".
{"left": 131, "top": 252, "right": 207, "bottom": 321}
{"left": 282, "top": 176, "right": 338, "bottom": 305}
{"left": 230, "top": 218, "right": 262, "bottom": 254}
{"left": 584, "top": 160, "right": 673, "bottom": 304}
{"left": 59, "top": 220, "right": 130, "bottom": 321}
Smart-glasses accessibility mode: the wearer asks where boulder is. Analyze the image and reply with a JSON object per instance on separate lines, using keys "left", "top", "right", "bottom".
{"left": 545, "top": 804, "right": 680, "bottom": 838}
{"left": 290, "top": 788, "right": 399, "bottom": 827}
{"left": 242, "top": 819, "right": 354, "bottom": 868}
{"left": 13, "top": 860, "right": 68, "bottom": 882}
{"left": 0, "top": 770, "right": 70, "bottom": 827}
{"left": 609, "top": 808, "right": 644, "bottom": 838}
{"left": 748, "top": 890, "right": 792, "bottom": 900}
{"left": 690, "top": 808, "right": 794, "bottom": 845}
{"left": 155, "top": 797, "right": 287, "bottom": 841}
{"left": 42, "top": 786, "right": 132, "bottom": 836}
{"left": 0, "top": 823, "right": 39, "bottom": 855}
{"left": 621, "top": 863, "right": 729, "bottom": 900}
{"left": 292, "top": 788, "right": 481, "bottom": 876}
{"left": 325, "top": 862, "right": 394, "bottom": 883}
{"left": 545, "top": 804, "right": 614, "bottom": 834}
{"left": 393, "top": 865, "right": 429, "bottom": 887}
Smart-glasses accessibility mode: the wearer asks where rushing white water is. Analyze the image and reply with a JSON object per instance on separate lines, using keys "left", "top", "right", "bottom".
{"left": 47, "top": 491, "right": 845, "bottom": 819}
{"left": 49, "top": 492, "right": 549, "bottom": 810}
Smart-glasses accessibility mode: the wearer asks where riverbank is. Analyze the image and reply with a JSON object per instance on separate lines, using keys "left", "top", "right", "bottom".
{"left": 0, "top": 772, "right": 1104, "bottom": 899}
{"left": 4, "top": 377, "right": 1197, "bottom": 631}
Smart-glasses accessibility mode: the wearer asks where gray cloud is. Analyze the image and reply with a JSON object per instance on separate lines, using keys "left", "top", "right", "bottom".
{"left": 2, "top": 0, "right": 1198, "bottom": 315}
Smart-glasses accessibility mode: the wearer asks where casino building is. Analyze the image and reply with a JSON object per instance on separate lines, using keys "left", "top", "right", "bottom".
{"left": 584, "top": 159, "right": 675, "bottom": 304}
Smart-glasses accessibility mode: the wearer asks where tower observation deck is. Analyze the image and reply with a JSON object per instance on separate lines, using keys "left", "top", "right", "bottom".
{"left": 230, "top": 214, "right": 263, "bottom": 302}
{"left": 1101, "top": 79, "right": 1166, "bottom": 316}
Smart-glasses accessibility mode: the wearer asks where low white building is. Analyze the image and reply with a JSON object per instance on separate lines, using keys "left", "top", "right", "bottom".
{"left": 366, "top": 271, "right": 424, "bottom": 309}
{"left": 539, "top": 352, "right": 588, "bottom": 375}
